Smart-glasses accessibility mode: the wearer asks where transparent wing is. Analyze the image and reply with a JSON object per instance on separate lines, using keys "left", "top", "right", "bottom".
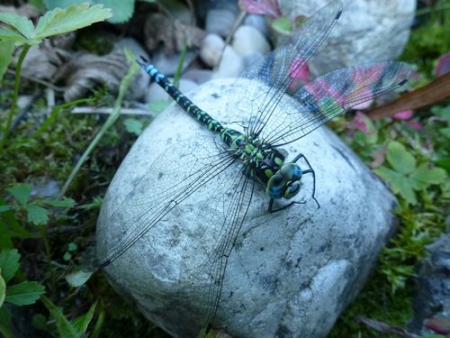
{"left": 241, "top": 0, "right": 343, "bottom": 136}
{"left": 96, "top": 134, "right": 237, "bottom": 269}
{"left": 259, "top": 61, "right": 412, "bottom": 146}
{"left": 95, "top": 133, "right": 257, "bottom": 335}
{"left": 177, "top": 164, "right": 255, "bottom": 335}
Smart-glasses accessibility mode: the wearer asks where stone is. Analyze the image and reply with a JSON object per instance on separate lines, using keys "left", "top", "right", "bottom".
{"left": 279, "top": 0, "right": 415, "bottom": 74}
{"left": 408, "top": 233, "right": 450, "bottom": 335}
{"left": 232, "top": 25, "right": 271, "bottom": 57}
{"left": 151, "top": 51, "right": 197, "bottom": 77}
{"left": 244, "top": 14, "right": 269, "bottom": 37}
{"left": 205, "top": 9, "right": 237, "bottom": 37}
{"left": 200, "top": 33, "right": 226, "bottom": 68}
{"left": 212, "top": 45, "right": 244, "bottom": 79}
{"left": 96, "top": 77, "right": 398, "bottom": 337}
{"left": 183, "top": 69, "right": 213, "bottom": 85}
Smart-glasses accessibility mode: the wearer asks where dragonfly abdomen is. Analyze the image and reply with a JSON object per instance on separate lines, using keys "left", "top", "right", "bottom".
{"left": 143, "top": 63, "right": 225, "bottom": 134}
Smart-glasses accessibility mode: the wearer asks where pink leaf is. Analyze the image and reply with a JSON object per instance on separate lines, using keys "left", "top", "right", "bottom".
{"left": 425, "top": 317, "right": 450, "bottom": 334}
{"left": 406, "top": 120, "right": 423, "bottom": 130}
{"left": 352, "top": 111, "right": 369, "bottom": 133}
{"left": 393, "top": 110, "right": 414, "bottom": 120}
{"left": 370, "top": 148, "right": 386, "bottom": 168}
{"left": 238, "top": 0, "right": 282, "bottom": 18}
{"left": 435, "top": 53, "right": 450, "bottom": 77}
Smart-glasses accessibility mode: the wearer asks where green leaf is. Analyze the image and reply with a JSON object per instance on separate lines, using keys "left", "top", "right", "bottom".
{"left": 65, "top": 270, "right": 94, "bottom": 288}
{"left": 34, "top": 3, "right": 112, "bottom": 41}
{"left": 124, "top": 118, "right": 144, "bottom": 136}
{"left": 40, "top": 295, "right": 79, "bottom": 338}
{"left": 0, "top": 12, "right": 35, "bottom": 40}
{"left": 32, "top": 313, "right": 49, "bottom": 332}
{"left": 43, "top": 198, "right": 75, "bottom": 208}
{"left": 0, "top": 250, "right": 20, "bottom": 283}
{"left": 148, "top": 99, "right": 170, "bottom": 113}
{"left": 72, "top": 301, "right": 97, "bottom": 334}
{"left": 67, "top": 242, "right": 78, "bottom": 252}
{"left": 440, "top": 127, "right": 450, "bottom": 139}
{"left": 0, "top": 40, "right": 15, "bottom": 85}
{"left": 26, "top": 204, "right": 49, "bottom": 225}
{"left": 410, "top": 164, "right": 447, "bottom": 190}
{"left": 271, "top": 17, "right": 293, "bottom": 35}
{"left": 435, "top": 158, "right": 450, "bottom": 171}
{"left": 0, "top": 205, "right": 15, "bottom": 213}
{"left": 0, "top": 198, "right": 41, "bottom": 245}
{"left": 0, "top": 27, "right": 28, "bottom": 44}
{"left": 6, "top": 184, "right": 32, "bottom": 206}
{"left": 44, "top": 0, "right": 130, "bottom": 24}
{"left": 0, "top": 272, "right": 5, "bottom": 308}
{"left": 386, "top": 141, "right": 416, "bottom": 175}
{"left": 0, "top": 306, "right": 13, "bottom": 338}
{"left": 5, "top": 281, "right": 45, "bottom": 305}
{"left": 374, "top": 166, "right": 417, "bottom": 205}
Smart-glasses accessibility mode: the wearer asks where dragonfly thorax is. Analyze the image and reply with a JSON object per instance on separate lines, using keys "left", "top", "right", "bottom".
{"left": 221, "top": 128, "right": 303, "bottom": 201}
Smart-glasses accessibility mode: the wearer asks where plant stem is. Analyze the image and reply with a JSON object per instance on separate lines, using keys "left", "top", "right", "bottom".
{"left": 59, "top": 49, "right": 139, "bottom": 197}
{"left": 0, "top": 45, "right": 31, "bottom": 153}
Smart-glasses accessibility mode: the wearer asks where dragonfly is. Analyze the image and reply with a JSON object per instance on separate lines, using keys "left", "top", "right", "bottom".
{"left": 95, "top": 0, "right": 411, "bottom": 336}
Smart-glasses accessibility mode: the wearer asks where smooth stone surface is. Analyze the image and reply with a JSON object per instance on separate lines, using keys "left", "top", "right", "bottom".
{"left": 408, "top": 233, "right": 450, "bottom": 335}
{"left": 151, "top": 51, "right": 197, "bottom": 77}
{"left": 232, "top": 25, "right": 271, "bottom": 57}
{"left": 279, "top": 0, "right": 415, "bottom": 73}
{"left": 244, "top": 14, "right": 269, "bottom": 37}
{"left": 183, "top": 69, "right": 213, "bottom": 85}
{"left": 212, "top": 45, "right": 244, "bottom": 79}
{"left": 97, "top": 78, "right": 398, "bottom": 337}
{"left": 205, "top": 9, "right": 237, "bottom": 37}
{"left": 200, "top": 33, "right": 226, "bottom": 67}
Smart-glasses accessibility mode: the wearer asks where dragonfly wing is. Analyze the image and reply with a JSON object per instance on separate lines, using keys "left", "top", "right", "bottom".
{"left": 96, "top": 133, "right": 236, "bottom": 269}
{"left": 259, "top": 61, "right": 412, "bottom": 146}
{"left": 96, "top": 132, "right": 257, "bottom": 336}
{"left": 178, "top": 163, "right": 255, "bottom": 335}
{"left": 241, "top": 0, "right": 343, "bottom": 136}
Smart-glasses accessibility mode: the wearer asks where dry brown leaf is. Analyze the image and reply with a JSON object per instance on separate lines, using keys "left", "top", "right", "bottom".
{"left": 53, "top": 49, "right": 131, "bottom": 102}
{"left": 144, "top": 13, "right": 206, "bottom": 55}
{"left": 16, "top": 38, "right": 73, "bottom": 81}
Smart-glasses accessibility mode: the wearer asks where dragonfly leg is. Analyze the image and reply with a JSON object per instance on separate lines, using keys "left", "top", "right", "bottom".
{"left": 268, "top": 197, "right": 307, "bottom": 213}
{"left": 292, "top": 153, "right": 320, "bottom": 209}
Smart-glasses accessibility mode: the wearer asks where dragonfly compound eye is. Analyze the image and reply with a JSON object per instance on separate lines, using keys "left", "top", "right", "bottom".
{"left": 266, "top": 163, "right": 303, "bottom": 199}
{"left": 280, "top": 163, "right": 303, "bottom": 199}
{"left": 284, "top": 181, "right": 302, "bottom": 199}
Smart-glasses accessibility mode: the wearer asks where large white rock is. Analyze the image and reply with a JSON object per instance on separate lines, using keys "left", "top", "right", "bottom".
{"left": 279, "top": 0, "right": 415, "bottom": 73}
{"left": 96, "top": 78, "right": 397, "bottom": 337}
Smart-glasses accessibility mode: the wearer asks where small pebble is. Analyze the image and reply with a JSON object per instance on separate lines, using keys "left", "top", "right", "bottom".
{"left": 151, "top": 51, "right": 197, "bottom": 76}
{"left": 212, "top": 45, "right": 244, "bottom": 79}
{"left": 232, "top": 25, "right": 271, "bottom": 57}
{"left": 243, "top": 14, "right": 269, "bottom": 37}
{"left": 200, "top": 33, "right": 226, "bottom": 67}
{"left": 205, "top": 9, "right": 237, "bottom": 37}
{"left": 183, "top": 69, "right": 213, "bottom": 84}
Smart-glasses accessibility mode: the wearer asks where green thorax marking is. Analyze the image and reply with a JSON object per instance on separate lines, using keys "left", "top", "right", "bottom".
{"left": 146, "top": 63, "right": 290, "bottom": 197}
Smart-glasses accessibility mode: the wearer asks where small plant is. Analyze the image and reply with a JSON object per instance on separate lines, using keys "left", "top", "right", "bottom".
{"left": 0, "top": 249, "right": 45, "bottom": 337}
{"left": 1, "top": 183, "right": 75, "bottom": 226}
{"left": 374, "top": 141, "right": 446, "bottom": 205}
{"left": 0, "top": 3, "right": 112, "bottom": 152}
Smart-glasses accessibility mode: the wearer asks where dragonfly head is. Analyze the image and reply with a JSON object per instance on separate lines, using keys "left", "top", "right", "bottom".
{"left": 266, "top": 163, "right": 303, "bottom": 200}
